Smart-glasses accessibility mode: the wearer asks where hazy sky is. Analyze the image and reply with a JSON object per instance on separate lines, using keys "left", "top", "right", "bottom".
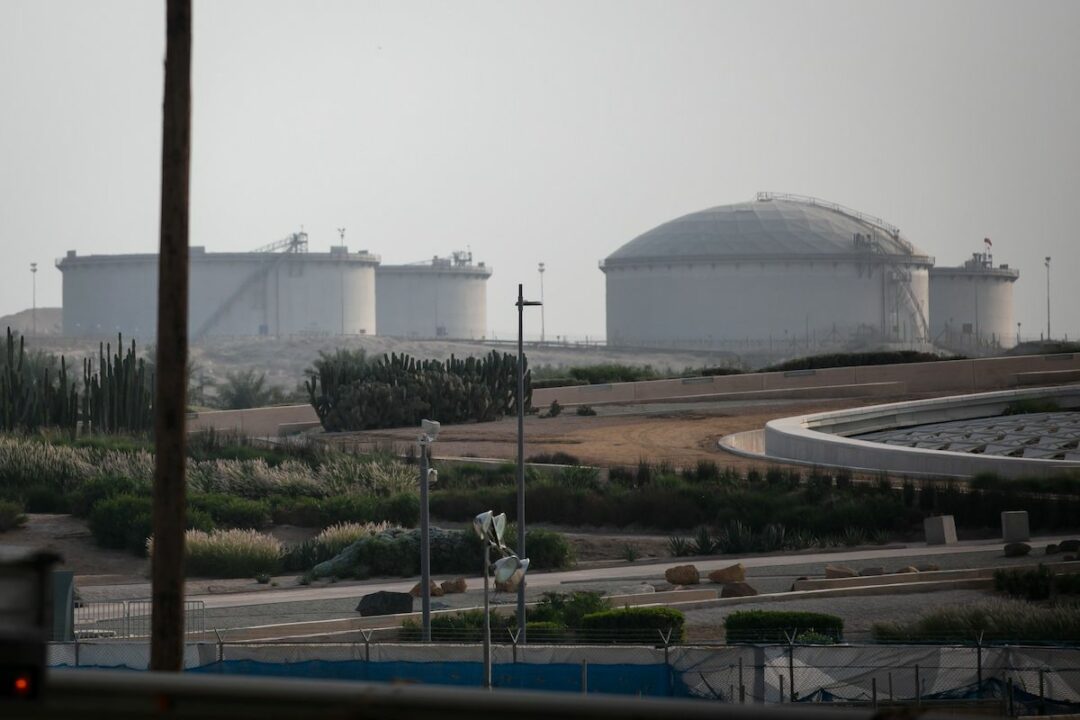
{"left": 2, "top": 0, "right": 1077, "bottom": 341}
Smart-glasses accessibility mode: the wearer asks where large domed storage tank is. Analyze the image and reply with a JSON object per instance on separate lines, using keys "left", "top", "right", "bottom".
{"left": 930, "top": 251, "right": 1020, "bottom": 351}
{"left": 376, "top": 252, "right": 491, "bottom": 339}
{"left": 600, "top": 193, "right": 935, "bottom": 350}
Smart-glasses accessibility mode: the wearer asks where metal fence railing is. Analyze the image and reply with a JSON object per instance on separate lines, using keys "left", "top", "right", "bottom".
{"left": 47, "top": 638, "right": 1080, "bottom": 715}
{"left": 74, "top": 600, "right": 205, "bottom": 639}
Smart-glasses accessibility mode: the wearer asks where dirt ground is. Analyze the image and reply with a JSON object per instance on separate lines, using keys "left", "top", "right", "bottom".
{"left": 323, "top": 396, "right": 898, "bottom": 470}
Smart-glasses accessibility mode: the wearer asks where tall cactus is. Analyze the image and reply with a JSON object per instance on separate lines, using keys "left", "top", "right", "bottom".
{"left": 306, "top": 348, "right": 531, "bottom": 431}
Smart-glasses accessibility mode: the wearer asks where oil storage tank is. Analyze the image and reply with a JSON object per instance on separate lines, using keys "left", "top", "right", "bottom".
{"left": 376, "top": 252, "right": 491, "bottom": 339}
{"left": 600, "top": 193, "right": 934, "bottom": 351}
{"left": 57, "top": 233, "right": 379, "bottom": 339}
{"left": 930, "top": 247, "right": 1020, "bottom": 352}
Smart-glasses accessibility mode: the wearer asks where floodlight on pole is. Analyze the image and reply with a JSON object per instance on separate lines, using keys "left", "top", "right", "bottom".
{"left": 417, "top": 418, "right": 441, "bottom": 642}
{"left": 514, "top": 284, "right": 541, "bottom": 645}
{"left": 473, "top": 510, "right": 528, "bottom": 690}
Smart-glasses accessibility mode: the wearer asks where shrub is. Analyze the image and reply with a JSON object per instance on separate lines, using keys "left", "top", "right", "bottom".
{"left": 580, "top": 607, "right": 685, "bottom": 642}
{"left": 519, "top": 529, "right": 575, "bottom": 570}
{"left": 168, "top": 529, "right": 283, "bottom": 578}
{"left": 527, "top": 452, "right": 581, "bottom": 466}
{"left": 530, "top": 592, "right": 609, "bottom": 628}
{"left": 190, "top": 494, "right": 272, "bottom": 529}
{"left": 69, "top": 474, "right": 143, "bottom": 517}
{"left": 668, "top": 536, "right": 692, "bottom": 557}
{"left": 314, "top": 521, "right": 392, "bottom": 557}
{"left": 725, "top": 611, "right": 844, "bottom": 643}
{"left": 994, "top": 565, "right": 1080, "bottom": 601}
{"left": 89, "top": 494, "right": 154, "bottom": 553}
{"left": 0, "top": 500, "right": 26, "bottom": 532}
{"left": 401, "top": 610, "right": 512, "bottom": 642}
{"left": 576, "top": 404, "right": 597, "bottom": 417}
{"left": 23, "top": 485, "right": 69, "bottom": 513}
{"left": 873, "top": 598, "right": 1080, "bottom": 643}
{"left": 547, "top": 400, "right": 562, "bottom": 418}
{"left": 525, "top": 621, "right": 565, "bottom": 643}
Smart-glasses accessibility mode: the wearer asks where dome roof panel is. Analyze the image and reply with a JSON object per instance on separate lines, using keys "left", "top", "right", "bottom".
{"left": 607, "top": 197, "right": 928, "bottom": 263}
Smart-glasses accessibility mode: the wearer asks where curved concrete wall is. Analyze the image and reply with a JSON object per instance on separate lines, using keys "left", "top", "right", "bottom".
{"left": 761, "top": 384, "right": 1080, "bottom": 478}
{"left": 58, "top": 250, "right": 378, "bottom": 340}
{"left": 603, "top": 260, "right": 930, "bottom": 349}
{"left": 930, "top": 267, "right": 1018, "bottom": 350}
{"left": 376, "top": 265, "right": 490, "bottom": 340}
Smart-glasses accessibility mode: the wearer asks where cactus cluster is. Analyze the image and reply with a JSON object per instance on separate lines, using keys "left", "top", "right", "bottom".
{"left": 306, "top": 349, "right": 531, "bottom": 432}
{"left": 1, "top": 327, "right": 153, "bottom": 435}
{"left": 1, "top": 328, "right": 78, "bottom": 433}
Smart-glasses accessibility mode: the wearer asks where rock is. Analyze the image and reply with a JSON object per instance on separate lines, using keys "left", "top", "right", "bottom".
{"left": 1046, "top": 544, "right": 1060, "bottom": 555}
{"left": 495, "top": 568, "right": 524, "bottom": 593}
{"left": 720, "top": 582, "right": 758, "bottom": 598}
{"left": 356, "top": 591, "right": 413, "bottom": 617}
{"left": 1004, "top": 542, "right": 1031, "bottom": 558}
{"left": 664, "top": 564, "right": 700, "bottom": 585}
{"left": 825, "top": 565, "right": 858, "bottom": 579}
{"left": 440, "top": 577, "right": 467, "bottom": 594}
{"left": 708, "top": 563, "right": 746, "bottom": 584}
{"left": 916, "top": 563, "right": 941, "bottom": 572}
{"left": 1060, "top": 539, "right": 1080, "bottom": 553}
{"left": 858, "top": 567, "right": 885, "bottom": 577}
{"left": 410, "top": 581, "right": 444, "bottom": 598}
{"left": 894, "top": 566, "right": 919, "bottom": 574}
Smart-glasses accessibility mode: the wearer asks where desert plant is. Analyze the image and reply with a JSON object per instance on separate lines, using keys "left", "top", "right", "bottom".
{"left": 0, "top": 500, "right": 26, "bottom": 532}
{"left": 314, "top": 521, "right": 393, "bottom": 557}
{"left": 725, "top": 611, "right": 843, "bottom": 643}
{"left": 580, "top": 607, "right": 685, "bottom": 642}
{"left": 215, "top": 369, "right": 283, "bottom": 409}
{"left": 872, "top": 598, "right": 1080, "bottom": 643}
{"left": 690, "top": 526, "right": 717, "bottom": 555}
{"left": 622, "top": 544, "right": 639, "bottom": 562}
{"left": 667, "top": 536, "right": 692, "bottom": 557}
{"left": 547, "top": 400, "right": 562, "bottom": 418}
{"left": 575, "top": 404, "right": 597, "bottom": 416}
{"left": 173, "top": 529, "right": 284, "bottom": 578}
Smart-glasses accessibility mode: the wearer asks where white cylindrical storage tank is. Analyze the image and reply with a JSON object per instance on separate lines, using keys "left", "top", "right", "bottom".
{"left": 930, "top": 253, "right": 1019, "bottom": 352}
{"left": 56, "top": 242, "right": 379, "bottom": 339}
{"left": 376, "top": 254, "right": 491, "bottom": 339}
{"left": 601, "top": 194, "right": 934, "bottom": 350}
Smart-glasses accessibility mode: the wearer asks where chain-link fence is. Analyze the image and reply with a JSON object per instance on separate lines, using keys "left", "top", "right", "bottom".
{"left": 47, "top": 637, "right": 1080, "bottom": 715}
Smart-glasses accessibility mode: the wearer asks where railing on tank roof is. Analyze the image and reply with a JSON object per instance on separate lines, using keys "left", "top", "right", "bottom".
{"left": 755, "top": 192, "right": 914, "bottom": 254}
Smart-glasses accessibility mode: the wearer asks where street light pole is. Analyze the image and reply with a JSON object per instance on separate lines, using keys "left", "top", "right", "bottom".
{"left": 1045, "top": 256, "right": 1052, "bottom": 341}
{"left": 29, "top": 263, "right": 37, "bottom": 337}
{"left": 417, "top": 419, "right": 439, "bottom": 642}
{"left": 515, "top": 284, "right": 541, "bottom": 644}
{"left": 538, "top": 263, "right": 545, "bottom": 344}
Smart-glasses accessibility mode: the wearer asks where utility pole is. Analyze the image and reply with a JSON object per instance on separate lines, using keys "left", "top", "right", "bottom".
{"left": 538, "top": 263, "right": 545, "bottom": 343}
{"left": 29, "top": 263, "right": 37, "bottom": 337}
{"left": 338, "top": 228, "right": 346, "bottom": 335}
{"left": 151, "top": 0, "right": 191, "bottom": 673}
{"left": 1045, "top": 256, "right": 1052, "bottom": 341}
{"left": 515, "top": 284, "right": 541, "bottom": 643}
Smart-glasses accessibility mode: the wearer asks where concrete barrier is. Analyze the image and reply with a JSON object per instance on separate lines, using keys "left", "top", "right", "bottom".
{"left": 760, "top": 384, "right": 1080, "bottom": 478}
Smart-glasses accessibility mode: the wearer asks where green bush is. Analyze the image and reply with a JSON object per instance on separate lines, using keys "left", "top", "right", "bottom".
{"left": 401, "top": 610, "right": 513, "bottom": 642}
{"left": 89, "top": 494, "right": 154, "bottom": 553}
{"left": 190, "top": 494, "right": 271, "bottom": 529}
{"left": 580, "top": 607, "right": 685, "bottom": 642}
{"left": 524, "top": 621, "right": 565, "bottom": 643}
{"left": 762, "top": 351, "right": 959, "bottom": 372}
{"left": 23, "top": 485, "right": 69, "bottom": 513}
{"left": 69, "top": 474, "right": 143, "bottom": 517}
{"left": 725, "top": 611, "right": 844, "bottom": 643}
{"left": 994, "top": 565, "right": 1080, "bottom": 601}
{"left": 873, "top": 598, "right": 1080, "bottom": 643}
{"left": 575, "top": 404, "right": 597, "bottom": 417}
{"left": 0, "top": 500, "right": 26, "bottom": 532}
{"left": 91, "top": 494, "right": 214, "bottom": 555}
{"left": 529, "top": 592, "right": 608, "bottom": 628}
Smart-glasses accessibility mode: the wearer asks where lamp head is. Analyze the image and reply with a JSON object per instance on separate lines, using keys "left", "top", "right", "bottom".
{"left": 421, "top": 419, "right": 441, "bottom": 440}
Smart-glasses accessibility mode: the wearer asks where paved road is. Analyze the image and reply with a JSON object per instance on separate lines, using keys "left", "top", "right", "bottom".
{"left": 186, "top": 534, "right": 1069, "bottom": 610}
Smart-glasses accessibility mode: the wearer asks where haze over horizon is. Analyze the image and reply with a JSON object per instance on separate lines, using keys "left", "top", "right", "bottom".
{"left": 2, "top": 0, "right": 1077, "bottom": 342}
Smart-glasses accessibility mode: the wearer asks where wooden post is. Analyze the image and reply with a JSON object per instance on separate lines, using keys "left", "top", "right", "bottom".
{"left": 872, "top": 677, "right": 877, "bottom": 709}
{"left": 150, "top": 0, "right": 192, "bottom": 673}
